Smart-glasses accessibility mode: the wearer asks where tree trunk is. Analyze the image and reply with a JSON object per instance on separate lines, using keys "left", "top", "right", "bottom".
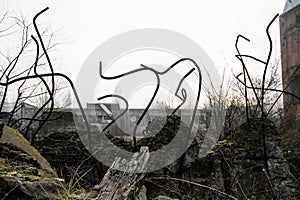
{"left": 85, "top": 146, "right": 149, "bottom": 200}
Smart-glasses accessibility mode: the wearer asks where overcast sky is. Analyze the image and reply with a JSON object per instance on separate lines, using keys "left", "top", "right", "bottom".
{"left": 1, "top": 0, "right": 286, "bottom": 82}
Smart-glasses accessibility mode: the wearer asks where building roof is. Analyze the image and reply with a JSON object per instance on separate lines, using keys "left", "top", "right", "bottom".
{"left": 283, "top": 0, "right": 300, "bottom": 13}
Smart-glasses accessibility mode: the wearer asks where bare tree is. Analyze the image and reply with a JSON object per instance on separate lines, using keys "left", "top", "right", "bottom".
{"left": 0, "top": 8, "right": 72, "bottom": 142}
{"left": 233, "top": 14, "right": 300, "bottom": 173}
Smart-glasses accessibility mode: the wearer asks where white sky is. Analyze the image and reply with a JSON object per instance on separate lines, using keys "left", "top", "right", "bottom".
{"left": 1, "top": 0, "right": 286, "bottom": 82}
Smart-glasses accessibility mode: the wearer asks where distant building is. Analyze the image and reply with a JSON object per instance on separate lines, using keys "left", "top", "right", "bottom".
{"left": 0, "top": 102, "right": 38, "bottom": 121}
{"left": 16, "top": 102, "right": 39, "bottom": 119}
{"left": 280, "top": 0, "right": 300, "bottom": 120}
{"left": 86, "top": 103, "right": 117, "bottom": 124}
{"left": 86, "top": 102, "right": 211, "bottom": 136}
